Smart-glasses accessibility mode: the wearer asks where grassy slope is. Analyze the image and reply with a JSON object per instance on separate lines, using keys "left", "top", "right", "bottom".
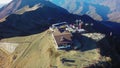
{"left": 0, "top": 29, "right": 110, "bottom": 68}
{"left": 57, "top": 34, "right": 101, "bottom": 68}
{"left": 0, "top": 49, "right": 10, "bottom": 68}
{"left": 0, "top": 30, "right": 57, "bottom": 68}
{"left": 11, "top": 30, "right": 58, "bottom": 68}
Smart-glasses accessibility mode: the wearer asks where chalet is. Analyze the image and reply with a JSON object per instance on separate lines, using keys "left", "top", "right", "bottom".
{"left": 53, "top": 28, "right": 73, "bottom": 49}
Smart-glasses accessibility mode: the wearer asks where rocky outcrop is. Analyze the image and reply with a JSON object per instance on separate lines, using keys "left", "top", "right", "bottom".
{"left": 82, "top": 33, "right": 105, "bottom": 41}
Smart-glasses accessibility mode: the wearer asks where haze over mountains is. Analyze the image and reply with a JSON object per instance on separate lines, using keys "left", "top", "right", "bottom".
{"left": 0, "top": 0, "right": 12, "bottom": 8}
{"left": 0, "top": 4, "right": 4, "bottom": 8}
{"left": 50, "top": 0, "right": 120, "bottom": 23}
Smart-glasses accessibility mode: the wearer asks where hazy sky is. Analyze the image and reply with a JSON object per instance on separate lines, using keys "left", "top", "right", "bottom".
{"left": 0, "top": 0, "right": 12, "bottom": 8}
{"left": 0, "top": 0, "right": 12, "bottom": 4}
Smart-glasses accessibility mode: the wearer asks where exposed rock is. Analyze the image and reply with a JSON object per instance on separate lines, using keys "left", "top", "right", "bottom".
{"left": 82, "top": 33, "right": 105, "bottom": 41}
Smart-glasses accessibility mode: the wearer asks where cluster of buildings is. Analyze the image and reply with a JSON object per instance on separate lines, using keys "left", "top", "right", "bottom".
{"left": 50, "top": 20, "right": 85, "bottom": 50}
{"left": 52, "top": 20, "right": 85, "bottom": 33}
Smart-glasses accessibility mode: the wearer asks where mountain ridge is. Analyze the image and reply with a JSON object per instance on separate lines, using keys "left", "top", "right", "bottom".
{"left": 0, "top": 0, "right": 120, "bottom": 38}
{"left": 0, "top": 0, "right": 69, "bottom": 20}
{"left": 50, "top": 0, "right": 120, "bottom": 23}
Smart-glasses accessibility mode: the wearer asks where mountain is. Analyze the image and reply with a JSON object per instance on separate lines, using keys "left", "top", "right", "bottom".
{"left": 0, "top": 0, "right": 120, "bottom": 68}
{"left": 50, "top": 0, "right": 120, "bottom": 23}
{"left": 0, "top": 0, "right": 120, "bottom": 38}
{"left": 0, "top": 0, "right": 69, "bottom": 20}
{"left": 0, "top": 0, "right": 82, "bottom": 38}
{"left": 0, "top": 0, "right": 120, "bottom": 37}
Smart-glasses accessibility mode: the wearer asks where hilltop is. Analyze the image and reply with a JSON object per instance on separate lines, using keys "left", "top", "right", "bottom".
{"left": 0, "top": 28, "right": 112, "bottom": 68}
{"left": 0, "top": 30, "right": 58, "bottom": 68}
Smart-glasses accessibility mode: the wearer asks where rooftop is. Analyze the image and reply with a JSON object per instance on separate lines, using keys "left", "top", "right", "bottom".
{"left": 53, "top": 28, "right": 72, "bottom": 46}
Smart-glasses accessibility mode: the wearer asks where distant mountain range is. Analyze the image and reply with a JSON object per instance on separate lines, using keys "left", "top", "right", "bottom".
{"left": 1, "top": 0, "right": 120, "bottom": 23}
{"left": 50, "top": 0, "right": 120, "bottom": 23}
{"left": 0, "top": 0, "right": 120, "bottom": 38}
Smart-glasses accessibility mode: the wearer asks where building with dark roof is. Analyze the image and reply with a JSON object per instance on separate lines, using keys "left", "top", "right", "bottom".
{"left": 53, "top": 28, "right": 73, "bottom": 49}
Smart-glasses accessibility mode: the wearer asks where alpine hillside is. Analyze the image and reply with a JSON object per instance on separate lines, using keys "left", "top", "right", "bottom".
{"left": 50, "top": 0, "right": 120, "bottom": 23}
